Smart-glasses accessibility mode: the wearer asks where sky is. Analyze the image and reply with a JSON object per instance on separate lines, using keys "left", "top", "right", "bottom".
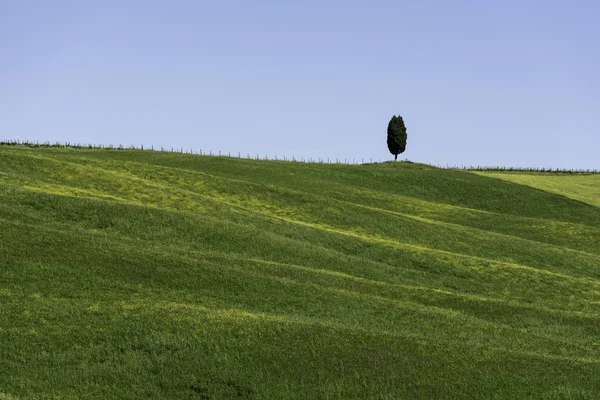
{"left": 1, "top": 0, "right": 599, "bottom": 169}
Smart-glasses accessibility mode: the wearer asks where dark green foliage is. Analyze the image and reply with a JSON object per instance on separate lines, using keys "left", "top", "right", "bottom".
{"left": 387, "top": 115, "right": 407, "bottom": 160}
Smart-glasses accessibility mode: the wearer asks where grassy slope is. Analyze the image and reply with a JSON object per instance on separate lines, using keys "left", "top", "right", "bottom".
{"left": 1, "top": 146, "right": 599, "bottom": 399}
{"left": 475, "top": 172, "right": 600, "bottom": 208}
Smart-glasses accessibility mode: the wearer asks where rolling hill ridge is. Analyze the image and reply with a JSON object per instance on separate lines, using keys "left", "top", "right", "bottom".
{"left": 1, "top": 145, "right": 599, "bottom": 399}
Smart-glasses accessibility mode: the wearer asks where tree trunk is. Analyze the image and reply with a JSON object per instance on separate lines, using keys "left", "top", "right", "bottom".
{"left": 394, "top": 154, "right": 398, "bottom": 161}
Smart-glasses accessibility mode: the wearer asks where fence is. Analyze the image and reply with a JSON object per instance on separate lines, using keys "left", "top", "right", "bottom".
{"left": 1, "top": 139, "right": 598, "bottom": 174}
{"left": 442, "top": 165, "right": 600, "bottom": 175}
{"left": 0, "top": 139, "right": 383, "bottom": 165}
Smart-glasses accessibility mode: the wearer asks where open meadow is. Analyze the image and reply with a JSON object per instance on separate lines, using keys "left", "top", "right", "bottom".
{"left": 475, "top": 172, "right": 600, "bottom": 208}
{"left": 1, "top": 145, "right": 599, "bottom": 399}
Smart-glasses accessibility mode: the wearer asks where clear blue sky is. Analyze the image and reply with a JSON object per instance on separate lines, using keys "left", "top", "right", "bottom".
{"left": 1, "top": 1, "right": 598, "bottom": 168}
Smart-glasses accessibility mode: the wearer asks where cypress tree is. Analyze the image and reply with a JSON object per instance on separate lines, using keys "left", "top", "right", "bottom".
{"left": 387, "top": 115, "right": 407, "bottom": 161}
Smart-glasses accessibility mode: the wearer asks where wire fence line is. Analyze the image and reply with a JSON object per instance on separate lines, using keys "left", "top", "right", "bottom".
{"left": 1, "top": 139, "right": 599, "bottom": 174}
{"left": 0, "top": 139, "right": 382, "bottom": 165}
{"left": 443, "top": 165, "right": 600, "bottom": 174}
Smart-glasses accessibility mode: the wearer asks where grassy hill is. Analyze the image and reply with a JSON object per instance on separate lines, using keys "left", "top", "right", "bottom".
{"left": 475, "top": 172, "right": 600, "bottom": 208}
{"left": 1, "top": 145, "right": 599, "bottom": 399}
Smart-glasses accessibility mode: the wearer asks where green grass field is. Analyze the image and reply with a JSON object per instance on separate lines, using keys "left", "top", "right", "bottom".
{"left": 476, "top": 172, "right": 600, "bottom": 208}
{"left": 1, "top": 145, "right": 599, "bottom": 399}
